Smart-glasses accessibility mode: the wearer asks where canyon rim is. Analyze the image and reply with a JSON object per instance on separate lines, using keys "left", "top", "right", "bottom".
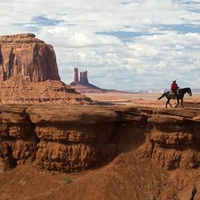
{"left": 0, "top": 34, "right": 200, "bottom": 200}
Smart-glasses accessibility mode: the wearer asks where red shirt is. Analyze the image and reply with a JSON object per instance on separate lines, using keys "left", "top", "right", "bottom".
{"left": 171, "top": 82, "right": 178, "bottom": 92}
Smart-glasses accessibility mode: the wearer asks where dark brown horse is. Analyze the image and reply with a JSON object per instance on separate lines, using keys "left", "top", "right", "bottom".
{"left": 158, "top": 87, "right": 192, "bottom": 108}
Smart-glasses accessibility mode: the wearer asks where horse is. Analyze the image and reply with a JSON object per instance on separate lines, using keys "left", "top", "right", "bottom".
{"left": 157, "top": 87, "right": 192, "bottom": 108}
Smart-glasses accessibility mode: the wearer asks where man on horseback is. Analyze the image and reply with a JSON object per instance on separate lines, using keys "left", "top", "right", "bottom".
{"left": 158, "top": 86, "right": 192, "bottom": 108}
{"left": 170, "top": 79, "right": 179, "bottom": 99}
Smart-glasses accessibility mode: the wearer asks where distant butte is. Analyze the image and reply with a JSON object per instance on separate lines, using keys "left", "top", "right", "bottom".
{"left": 69, "top": 68, "right": 104, "bottom": 93}
{"left": 0, "top": 33, "right": 96, "bottom": 104}
{"left": 69, "top": 68, "right": 128, "bottom": 94}
{"left": 69, "top": 68, "right": 136, "bottom": 95}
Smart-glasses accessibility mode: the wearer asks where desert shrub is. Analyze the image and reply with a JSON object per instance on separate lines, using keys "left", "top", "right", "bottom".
{"left": 61, "top": 176, "right": 73, "bottom": 185}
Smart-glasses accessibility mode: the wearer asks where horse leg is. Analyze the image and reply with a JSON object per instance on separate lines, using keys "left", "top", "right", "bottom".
{"left": 175, "top": 99, "right": 179, "bottom": 108}
{"left": 181, "top": 98, "right": 184, "bottom": 107}
{"left": 168, "top": 100, "right": 172, "bottom": 107}
{"left": 166, "top": 99, "right": 172, "bottom": 108}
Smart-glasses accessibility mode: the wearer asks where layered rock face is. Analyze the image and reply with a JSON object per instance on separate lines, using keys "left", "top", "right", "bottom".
{"left": 0, "top": 33, "right": 59, "bottom": 82}
{"left": 136, "top": 108, "right": 200, "bottom": 170}
{"left": 0, "top": 34, "right": 95, "bottom": 104}
{"left": 0, "top": 76, "right": 95, "bottom": 104}
{"left": 1, "top": 105, "right": 200, "bottom": 173}
{"left": 1, "top": 104, "right": 200, "bottom": 198}
{"left": 0, "top": 105, "right": 120, "bottom": 172}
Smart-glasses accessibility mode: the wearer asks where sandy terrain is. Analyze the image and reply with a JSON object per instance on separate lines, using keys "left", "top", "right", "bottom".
{"left": 85, "top": 92, "right": 199, "bottom": 108}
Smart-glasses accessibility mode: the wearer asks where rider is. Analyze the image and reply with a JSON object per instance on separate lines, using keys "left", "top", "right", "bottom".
{"left": 170, "top": 79, "right": 179, "bottom": 98}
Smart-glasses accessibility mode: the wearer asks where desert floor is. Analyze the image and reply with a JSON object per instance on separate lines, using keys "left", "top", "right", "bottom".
{"left": 85, "top": 92, "right": 199, "bottom": 108}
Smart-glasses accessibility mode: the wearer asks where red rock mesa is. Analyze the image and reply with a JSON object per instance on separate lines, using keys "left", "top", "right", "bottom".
{"left": 0, "top": 33, "right": 95, "bottom": 104}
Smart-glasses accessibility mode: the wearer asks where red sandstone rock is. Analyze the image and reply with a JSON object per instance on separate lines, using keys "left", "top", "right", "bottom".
{"left": 1, "top": 105, "right": 200, "bottom": 198}
{"left": 0, "top": 33, "right": 60, "bottom": 82}
{"left": 0, "top": 76, "right": 96, "bottom": 104}
{"left": 0, "top": 34, "right": 96, "bottom": 105}
{"left": 1, "top": 104, "right": 200, "bottom": 173}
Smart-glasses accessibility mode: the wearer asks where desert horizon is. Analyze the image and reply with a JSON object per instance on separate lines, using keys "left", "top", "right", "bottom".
{"left": 84, "top": 91, "right": 199, "bottom": 108}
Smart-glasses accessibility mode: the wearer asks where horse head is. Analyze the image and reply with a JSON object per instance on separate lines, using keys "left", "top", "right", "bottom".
{"left": 187, "top": 87, "right": 192, "bottom": 96}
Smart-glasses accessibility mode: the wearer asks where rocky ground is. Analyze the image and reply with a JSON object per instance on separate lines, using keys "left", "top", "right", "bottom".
{"left": 0, "top": 92, "right": 200, "bottom": 200}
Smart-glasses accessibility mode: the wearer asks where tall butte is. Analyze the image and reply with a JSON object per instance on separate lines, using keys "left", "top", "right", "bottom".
{"left": 0, "top": 33, "right": 95, "bottom": 104}
{"left": 70, "top": 68, "right": 103, "bottom": 93}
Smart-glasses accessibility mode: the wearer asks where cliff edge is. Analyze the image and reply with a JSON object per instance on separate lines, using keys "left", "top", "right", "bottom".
{"left": 0, "top": 105, "right": 200, "bottom": 199}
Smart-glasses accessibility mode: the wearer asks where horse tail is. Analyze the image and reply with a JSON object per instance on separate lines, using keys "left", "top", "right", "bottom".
{"left": 158, "top": 93, "right": 166, "bottom": 100}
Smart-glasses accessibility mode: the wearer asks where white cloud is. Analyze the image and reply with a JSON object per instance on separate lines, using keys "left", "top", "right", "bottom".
{"left": 1, "top": 0, "right": 200, "bottom": 90}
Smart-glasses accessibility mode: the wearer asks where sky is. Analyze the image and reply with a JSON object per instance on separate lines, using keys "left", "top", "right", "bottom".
{"left": 1, "top": 0, "right": 200, "bottom": 91}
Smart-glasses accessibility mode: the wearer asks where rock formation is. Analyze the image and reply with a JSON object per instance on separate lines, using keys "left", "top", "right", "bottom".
{"left": 0, "top": 33, "right": 59, "bottom": 82}
{"left": 70, "top": 68, "right": 131, "bottom": 94}
{"left": 70, "top": 68, "right": 104, "bottom": 93}
{"left": 1, "top": 105, "right": 200, "bottom": 172}
{"left": 80, "top": 70, "right": 89, "bottom": 85}
{"left": 0, "top": 76, "right": 95, "bottom": 104}
{"left": 1, "top": 104, "right": 200, "bottom": 198}
{"left": 0, "top": 34, "right": 95, "bottom": 104}
{"left": 71, "top": 68, "right": 89, "bottom": 85}
{"left": 73, "top": 68, "right": 79, "bottom": 83}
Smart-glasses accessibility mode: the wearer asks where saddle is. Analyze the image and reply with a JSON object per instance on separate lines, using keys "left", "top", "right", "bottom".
{"left": 170, "top": 93, "right": 176, "bottom": 99}
{"left": 170, "top": 89, "right": 179, "bottom": 99}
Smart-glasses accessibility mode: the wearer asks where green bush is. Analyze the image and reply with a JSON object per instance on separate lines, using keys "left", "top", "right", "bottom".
{"left": 61, "top": 176, "right": 73, "bottom": 185}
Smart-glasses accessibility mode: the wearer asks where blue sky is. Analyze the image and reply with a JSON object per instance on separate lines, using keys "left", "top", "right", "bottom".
{"left": 1, "top": 0, "right": 200, "bottom": 91}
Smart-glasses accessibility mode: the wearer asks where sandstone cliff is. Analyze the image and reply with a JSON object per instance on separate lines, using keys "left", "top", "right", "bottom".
{"left": 0, "top": 33, "right": 59, "bottom": 82}
{"left": 0, "top": 105, "right": 200, "bottom": 199}
{"left": 0, "top": 34, "right": 95, "bottom": 105}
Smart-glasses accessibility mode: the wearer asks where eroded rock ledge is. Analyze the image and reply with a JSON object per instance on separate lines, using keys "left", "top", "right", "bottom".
{"left": 0, "top": 105, "right": 200, "bottom": 172}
